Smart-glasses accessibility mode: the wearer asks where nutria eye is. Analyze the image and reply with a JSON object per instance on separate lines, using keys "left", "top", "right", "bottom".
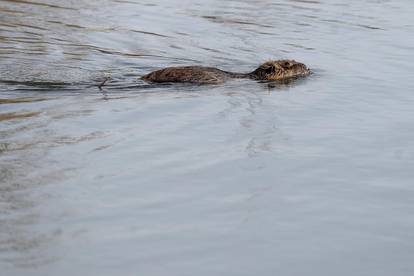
{"left": 265, "top": 66, "right": 275, "bottom": 74}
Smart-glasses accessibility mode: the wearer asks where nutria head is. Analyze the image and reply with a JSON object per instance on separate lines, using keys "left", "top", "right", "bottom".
{"left": 250, "top": 60, "right": 310, "bottom": 81}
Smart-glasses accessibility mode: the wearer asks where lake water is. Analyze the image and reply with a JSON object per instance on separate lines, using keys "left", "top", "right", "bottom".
{"left": 1, "top": 0, "right": 414, "bottom": 275}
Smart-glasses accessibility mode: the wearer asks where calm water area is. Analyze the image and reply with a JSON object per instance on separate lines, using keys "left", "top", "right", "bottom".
{"left": 1, "top": 0, "right": 414, "bottom": 275}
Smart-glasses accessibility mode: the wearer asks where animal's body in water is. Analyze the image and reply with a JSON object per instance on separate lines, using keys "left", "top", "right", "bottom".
{"left": 142, "top": 60, "right": 310, "bottom": 84}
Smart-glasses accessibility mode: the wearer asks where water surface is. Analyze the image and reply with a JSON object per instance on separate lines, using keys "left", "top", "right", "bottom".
{"left": 1, "top": 0, "right": 414, "bottom": 275}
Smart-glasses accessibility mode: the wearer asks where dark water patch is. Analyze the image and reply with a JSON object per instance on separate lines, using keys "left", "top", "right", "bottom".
{"left": 13, "top": 22, "right": 50, "bottom": 31}
{"left": 0, "top": 97, "right": 48, "bottom": 104}
{"left": 0, "top": 80, "right": 73, "bottom": 88}
{"left": 322, "top": 18, "right": 384, "bottom": 31}
{"left": 0, "top": 21, "right": 49, "bottom": 32}
{"left": 129, "top": 29, "right": 170, "bottom": 38}
{"left": 355, "top": 23, "right": 383, "bottom": 30}
{"left": 46, "top": 20, "right": 87, "bottom": 30}
{"left": 289, "top": 0, "right": 321, "bottom": 3}
{"left": 0, "top": 7, "right": 25, "bottom": 13}
{"left": 0, "top": 126, "right": 107, "bottom": 153}
{"left": 284, "top": 43, "right": 315, "bottom": 50}
{"left": 201, "top": 15, "right": 273, "bottom": 28}
{"left": 0, "top": 0, "right": 76, "bottom": 10}
{"left": 0, "top": 111, "right": 40, "bottom": 122}
{"left": 113, "top": 0, "right": 141, "bottom": 4}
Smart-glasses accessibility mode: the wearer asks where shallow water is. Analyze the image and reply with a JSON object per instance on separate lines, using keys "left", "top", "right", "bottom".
{"left": 1, "top": 0, "right": 414, "bottom": 275}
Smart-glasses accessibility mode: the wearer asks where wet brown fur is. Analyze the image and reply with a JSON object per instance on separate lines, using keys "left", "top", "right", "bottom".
{"left": 142, "top": 60, "right": 310, "bottom": 84}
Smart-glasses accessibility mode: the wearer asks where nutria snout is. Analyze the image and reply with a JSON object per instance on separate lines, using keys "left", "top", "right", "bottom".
{"left": 142, "top": 60, "right": 310, "bottom": 84}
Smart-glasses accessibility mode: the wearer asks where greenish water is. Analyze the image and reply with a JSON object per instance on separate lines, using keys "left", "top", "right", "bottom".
{"left": 1, "top": 0, "right": 414, "bottom": 275}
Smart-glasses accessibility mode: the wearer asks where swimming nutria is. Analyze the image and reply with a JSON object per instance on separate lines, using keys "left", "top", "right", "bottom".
{"left": 142, "top": 60, "right": 310, "bottom": 84}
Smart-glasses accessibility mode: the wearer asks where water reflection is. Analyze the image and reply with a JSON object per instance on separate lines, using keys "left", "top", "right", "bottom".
{"left": 0, "top": 156, "right": 61, "bottom": 268}
{"left": 0, "top": 111, "right": 40, "bottom": 122}
{"left": 0, "top": 99, "right": 109, "bottom": 270}
{"left": 220, "top": 89, "right": 289, "bottom": 159}
{"left": 0, "top": 97, "right": 48, "bottom": 104}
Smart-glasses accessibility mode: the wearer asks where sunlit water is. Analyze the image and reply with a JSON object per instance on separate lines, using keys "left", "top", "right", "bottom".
{"left": 1, "top": 0, "right": 414, "bottom": 275}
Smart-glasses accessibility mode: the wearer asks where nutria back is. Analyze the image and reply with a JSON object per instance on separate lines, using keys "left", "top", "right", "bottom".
{"left": 142, "top": 60, "right": 310, "bottom": 84}
{"left": 142, "top": 66, "right": 232, "bottom": 84}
